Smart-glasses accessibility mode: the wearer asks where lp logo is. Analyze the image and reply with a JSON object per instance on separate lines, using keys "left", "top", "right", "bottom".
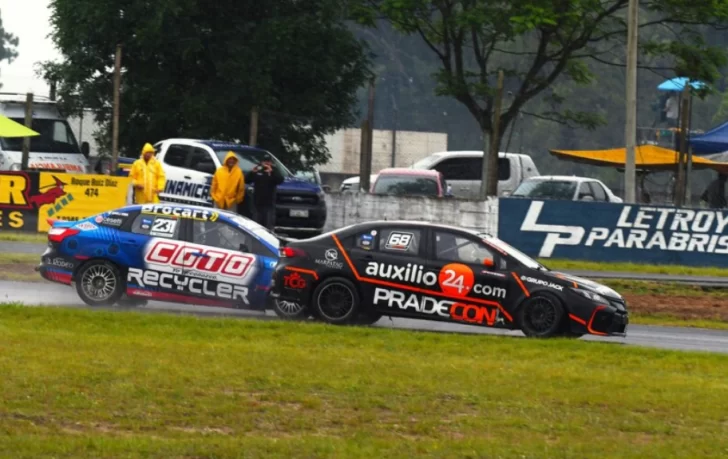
{"left": 520, "top": 201, "right": 585, "bottom": 257}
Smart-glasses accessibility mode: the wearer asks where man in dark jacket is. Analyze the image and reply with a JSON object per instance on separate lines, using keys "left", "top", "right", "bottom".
{"left": 245, "top": 154, "right": 285, "bottom": 230}
{"left": 700, "top": 173, "right": 727, "bottom": 209}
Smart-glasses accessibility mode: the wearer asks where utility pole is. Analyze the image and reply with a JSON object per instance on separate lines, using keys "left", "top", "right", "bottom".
{"left": 675, "top": 84, "right": 691, "bottom": 206}
{"left": 249, "top": 106, "right": 259, "bottom": 146}
{"left": 624, "top": 0, "right": 639, "bottom": 203}
{"left": 360, "top": 78, "right": 375, "bottom": 193}
{"left": 480, "top": 70, "right": 504, "bottom": 199}
{"left": 21, "top": 92, "right": 33, "bottom": 170}
{"left": 111, "top": 44, "right": 122, "bottom": 174}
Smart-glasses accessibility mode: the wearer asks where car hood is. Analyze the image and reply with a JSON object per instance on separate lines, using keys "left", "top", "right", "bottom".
{"left": 546, "top": 271, "right": 623, "bottom": 300}
{"left": 279, "top": 176, "right": 322, "bottom": 193}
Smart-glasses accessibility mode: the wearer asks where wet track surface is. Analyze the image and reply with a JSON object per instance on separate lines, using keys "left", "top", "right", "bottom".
{"left": 3, "top": 280, "right": 728, "bottom": 354}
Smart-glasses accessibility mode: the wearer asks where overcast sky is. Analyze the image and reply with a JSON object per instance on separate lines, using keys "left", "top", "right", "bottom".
{"left": 0, "top": 1, "right": 61, "bottom": 95}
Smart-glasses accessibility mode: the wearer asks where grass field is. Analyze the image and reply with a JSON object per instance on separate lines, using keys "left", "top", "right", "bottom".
{"left": 0, "top": 231, "right": 47, "bottom": 244}
{"left": 0, "top": 305, "right": 726, "bottom": 458}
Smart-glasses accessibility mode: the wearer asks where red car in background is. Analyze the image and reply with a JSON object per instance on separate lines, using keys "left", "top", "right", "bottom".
{"left": 370, "top": 168, "right": 450, "bottom": 198}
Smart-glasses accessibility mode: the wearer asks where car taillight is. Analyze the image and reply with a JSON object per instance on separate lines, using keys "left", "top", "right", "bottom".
{"left": 279, "top": 247, "right": 306, "bottom": 258}
{"left": 48, "top": 227, "right": 80, "bottom": 244}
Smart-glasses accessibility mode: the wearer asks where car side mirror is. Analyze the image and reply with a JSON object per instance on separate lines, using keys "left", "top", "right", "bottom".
{"left": 81, "top": 141, "right": 90, "bottom": 158}
{"left": 483, "top": 258, "right": 495, "bottom": 268}
{"left": 322, "top": 185, "right": 331, "bottom": 193}
{"left": 239, "top": 243, "right": 250, "bottom": 253}
{"left": 580, "top": 194, "right": 594, "bottom": 201}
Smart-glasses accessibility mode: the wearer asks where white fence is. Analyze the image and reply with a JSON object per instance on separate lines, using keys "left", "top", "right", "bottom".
{"left": 324, "top": 192, "right": 499, "bottom": 235}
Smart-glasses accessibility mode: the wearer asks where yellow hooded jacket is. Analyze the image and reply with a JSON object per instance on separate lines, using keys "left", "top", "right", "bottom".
{"left": 211, "top": 151, "right": 245, "bottom": 209}
{"left": 130, "top": 143, "right": 166, "bottom": 204}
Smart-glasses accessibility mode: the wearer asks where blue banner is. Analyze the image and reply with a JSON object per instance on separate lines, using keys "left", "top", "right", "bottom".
{"left": 498, "top": 197, "right": 728, "bottom": 267}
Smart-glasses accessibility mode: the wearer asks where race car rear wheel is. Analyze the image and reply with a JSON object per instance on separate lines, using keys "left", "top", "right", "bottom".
{"left": 75, "top": 260, "right": 124, "bottom": 307}
{"left": 272, "top": 299, "right": 310, "bottom": 320}
{"left": 312, "top": 277, "right": 360, "bottom": 325}
{"left": 518, "top": 292, "right": 566, "bottom": 338}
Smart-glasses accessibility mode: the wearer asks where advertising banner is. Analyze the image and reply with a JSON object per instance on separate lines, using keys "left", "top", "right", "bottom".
{"left": 35, "top": 173, "right": 133, "bottom": 232}
{"left": 0, "top": 171, "right": 41, "bottom": 232}
{"left": 498, "top": 197, "right": 728, "bottom": 267}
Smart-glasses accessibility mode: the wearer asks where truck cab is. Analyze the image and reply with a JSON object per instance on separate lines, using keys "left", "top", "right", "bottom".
{"left": 0, "top": 93, "right": 90, "bottom": 173}
{"left": 119, "top": 139, "right": 327, "bottom": 235}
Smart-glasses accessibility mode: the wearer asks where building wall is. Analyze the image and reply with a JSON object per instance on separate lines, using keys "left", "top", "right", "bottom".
{"left": 320, "top": 128, "right": 448, "bottom": 175}
{"left": 323, "top": 192, "right": 498, "bottom": 236}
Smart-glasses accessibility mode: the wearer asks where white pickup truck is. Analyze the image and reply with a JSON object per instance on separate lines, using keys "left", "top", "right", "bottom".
{"left": 340, "top": 151, "right": 540, "bottom": 198}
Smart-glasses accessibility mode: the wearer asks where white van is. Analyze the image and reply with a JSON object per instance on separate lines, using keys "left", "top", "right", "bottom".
{"left": 339, "top": 151, "right": 540, "bottom": 198}
{"left": 0, "top": 93, "right": 90, "bottom": 173}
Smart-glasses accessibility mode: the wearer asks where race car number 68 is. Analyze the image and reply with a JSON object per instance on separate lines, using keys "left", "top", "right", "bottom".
{"left": 438, "top": 263, "right": 475, "bottom": 296}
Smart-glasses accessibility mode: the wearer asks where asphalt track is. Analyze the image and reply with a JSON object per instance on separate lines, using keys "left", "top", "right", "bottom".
{"left": 5, "top": 241, "right": 728, "bottom": 286}
{"left": 3, "top": 280, "right": 728, "bottom": 354}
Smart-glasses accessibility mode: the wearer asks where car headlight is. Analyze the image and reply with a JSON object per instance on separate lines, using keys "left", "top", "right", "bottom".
{"left": 9, "top": 163, "right": 21, "bottom": 171}
{"left": 571, "top": 288, "right": 608, "bottom": 304}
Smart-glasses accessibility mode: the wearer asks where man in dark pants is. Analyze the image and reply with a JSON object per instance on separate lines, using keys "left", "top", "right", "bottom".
{"left": 245, "top": 154, "right": 284, "bottom": 230}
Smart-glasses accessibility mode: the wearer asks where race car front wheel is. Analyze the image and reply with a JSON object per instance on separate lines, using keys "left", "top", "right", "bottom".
{"left": 75, "top": 260, "right": 124, "bottom": 307}
{"left": 517, "top": 292, "right": 566, "bottom": 338}
{"left": 272, "top": 299, "right": 310, "bottom": 320}
{"left": 312, "top": 277, "right": 360, "bottom": 325}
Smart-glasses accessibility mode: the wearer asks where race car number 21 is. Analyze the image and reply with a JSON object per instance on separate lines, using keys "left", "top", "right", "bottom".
{"left": 438, "top": 263, "right": 474, "bottom": 296}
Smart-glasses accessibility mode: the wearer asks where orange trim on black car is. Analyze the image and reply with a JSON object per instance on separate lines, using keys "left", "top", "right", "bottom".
{"left": 284, "top": 266, "right": 319, "bottom": 280}
{"left": 512, "top": 272, "right": 530, "bottom": 297}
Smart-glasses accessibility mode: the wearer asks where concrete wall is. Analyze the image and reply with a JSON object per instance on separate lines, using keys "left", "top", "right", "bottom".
{"left": 320, "top": 128, "right": 448, "bottom": 174}
{"left": 324, "top": 192, "right": 499, "bottom": 235}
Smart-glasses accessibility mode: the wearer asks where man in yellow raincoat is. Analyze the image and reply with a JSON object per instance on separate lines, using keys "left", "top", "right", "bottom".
{"left": 211, "top": 151, "right": 245, "bottom": 211}
{"left": 130, "top": 143, "right": 166, "bottom": 204}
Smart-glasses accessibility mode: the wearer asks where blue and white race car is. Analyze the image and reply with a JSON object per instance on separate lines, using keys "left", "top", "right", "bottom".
{"left": 38, "top": 203, "right": 281, "bottom": 309}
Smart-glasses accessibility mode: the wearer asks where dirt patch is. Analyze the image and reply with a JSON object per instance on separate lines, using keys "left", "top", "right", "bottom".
{"left": 624, "top": 294, "right": 728, "bottom": 321}
{"left": 0, "top": 262, "right": 41, "bottom": 282}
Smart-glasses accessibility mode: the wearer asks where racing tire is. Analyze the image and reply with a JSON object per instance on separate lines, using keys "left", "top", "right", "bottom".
{"left": 75, "top": 260, "right": 124, "bottom": 307}
{"left": 354, "top": 311, "right": 383, "bottom": 326}
{"left": 312, "top": 277, "right": 361, "bottom": 325}
{"left": 517, "top": 291, "right": 567, "bottom": 338}
{"left": 271, "top": 299, "right": 310, "bottom": 321}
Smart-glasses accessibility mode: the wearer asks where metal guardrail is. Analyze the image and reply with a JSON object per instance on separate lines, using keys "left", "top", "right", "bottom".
{"left": 566, "top": 270, "right": 728, "bottom": 288}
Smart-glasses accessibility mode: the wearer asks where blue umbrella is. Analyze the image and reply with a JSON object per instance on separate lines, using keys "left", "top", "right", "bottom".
{"left": 657, "top": 77, "right": 706, "bottom": 92}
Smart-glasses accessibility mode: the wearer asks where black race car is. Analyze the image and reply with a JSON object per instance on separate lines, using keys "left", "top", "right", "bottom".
{"left": 268, "top": 221, "right": 628, "bottom": 338}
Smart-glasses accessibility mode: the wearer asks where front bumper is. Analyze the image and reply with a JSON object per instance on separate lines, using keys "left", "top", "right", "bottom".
{"left": 275, "top": 203, "right": 327, "bottom": 233}
{"left": 570, "top": 304, "right": 628, "bottom": 337}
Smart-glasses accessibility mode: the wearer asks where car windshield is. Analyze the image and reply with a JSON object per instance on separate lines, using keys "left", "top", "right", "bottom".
{"left": 294, "top": 170, "right": 319, "bottom": 184}
{"left": 512, "top": 180, "right": 577, "bottom": 199}
{"left": 0, "top": 118, "right": 81, "bottom": 154}
{"left": 214, "top": 149, "right": 292, "bottom": 177}
{"left": 372, "top": 175, "right": 439, "bottom": 196}
{"left": 410, "top": 155, "right": 441, "bottom": 170}
{"left": 481, "top": 235, "right": 544, "bottom": 270}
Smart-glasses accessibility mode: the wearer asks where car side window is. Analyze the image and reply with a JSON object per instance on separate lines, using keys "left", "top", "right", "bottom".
{"left": 354, "top": 229, "right": 378, "bottom": 251}
{"left": 434, "top": 231, "right": 497, "bottom": 266}
{"left": 434, "top": 158, "right": 480, "bottom": 181}
{"left": 97, "top": 210, "right": 134, "bottom": 231}
{"left": 192, "top": 220, "right": 271, "bottom": 256}
{"left": 498, "top": 157, "right": 511, "bottom": 181}
{"left": 589, "top": 182, "right": 607, "bottom": 201}
{"left": 378, "top": 228, "right": 421, "bottom": 256}
{"left": 189, "top": 148, "right": 217, "bottom": 175}
{"left": 131, "top": 213, "right": 182, "bottom": 240}
{"left": 164, "top": 145, "right": 190, "bottom": 168}
{"left": 576, "top": 182, "right": 593, "bottom": 199}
